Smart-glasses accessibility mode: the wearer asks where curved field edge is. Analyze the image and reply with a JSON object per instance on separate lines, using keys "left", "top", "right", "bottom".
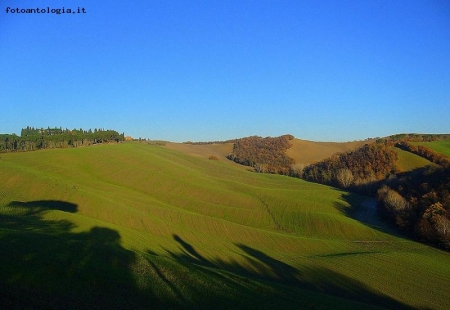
{"left": 0, "top": 142, "right": 449, "bottom": 309}
{"left": 413, "top": 140, "right": 450, "bottom": 157}
{"left": 393, "top": 146, "right": 435, "bottom": 172}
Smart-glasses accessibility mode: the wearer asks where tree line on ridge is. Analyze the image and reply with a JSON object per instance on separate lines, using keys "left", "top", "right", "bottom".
{"left": 0, "top": 126, "right": 124, "bottom": 152}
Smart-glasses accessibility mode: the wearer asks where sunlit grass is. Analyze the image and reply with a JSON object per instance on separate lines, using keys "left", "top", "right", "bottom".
{"left": 393, "top": 146, "right": 435, "bottom": 172}
{"left": 413, "top": 140, "right": 450, "bottom": 157}
{"left": 1, "top": 142, "right": 450, "bottom": 309}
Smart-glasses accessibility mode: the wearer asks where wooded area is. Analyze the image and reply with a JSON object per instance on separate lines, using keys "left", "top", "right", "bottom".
{"left": 378, "top": 166, "right": 450, "bottom": 249}
{"left": 377, "top": 144, "right": 450, "bottom": 249}
{"left": 395, "top": 141, "right": 450, "bottom": 168}
{"left": 379, "top": 133, "right": 450, "bottom": 143}
{"left": 301, "top": 143, "right": 398, "bottom": 191}
{"left": 227, "top": 135, "right": 295, "bottom": 174}
{"left": 0, "top": 126, "right": 124, "bottom": 152}
{"left": 225, "top": 134, "right": 450, "bottom": 251}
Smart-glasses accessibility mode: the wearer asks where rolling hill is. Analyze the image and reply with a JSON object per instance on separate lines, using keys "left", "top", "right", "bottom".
{"left": 1, "top": 142, "right": 450, "bottom": 309}
{"left": 165, "top": 141, "right": 235, "bottom": 161}
{"left": 165, "top": 137, "right": 438, "bottom": 177}
{"left": 286, "top": 138, "right": 372, "bottom": 164}
{"left": 164, "top": 138, "right": 370, "bottom": 165}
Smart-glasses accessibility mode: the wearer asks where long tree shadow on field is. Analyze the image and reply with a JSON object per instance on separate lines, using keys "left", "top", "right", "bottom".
{"left": 0, "top": 200, "right": 163, "bottom": 309}
{"left": 0, "top": 200, "right": 413, "bottom": 309}
{"left": 168, "top": 234, "right": 412, "bottom": 310}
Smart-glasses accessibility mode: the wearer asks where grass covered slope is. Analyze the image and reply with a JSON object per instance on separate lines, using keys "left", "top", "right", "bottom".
{"left": 1, "top": 142, "right": 450, "bottom": 309}
{"left": 393, "top": 146, "right": 435, "bottom": 172}
{"left": 414, "top": 140, "right": 450, "bottom": 157}
{"left": 165, "top": 141, "right": 234, "bottom": 161}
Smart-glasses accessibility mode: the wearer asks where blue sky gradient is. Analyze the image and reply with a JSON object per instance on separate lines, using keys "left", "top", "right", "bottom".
{"left": 1, "top": 1, "right": 449, "bottom": 141}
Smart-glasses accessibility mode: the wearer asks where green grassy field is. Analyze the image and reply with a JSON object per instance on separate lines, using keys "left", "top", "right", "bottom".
{"left": 413, "top": 140, "right": 450, "bottom": 157}
{"left": 1, "top": 142, "right": 450, "bottom": 309}
{"left": 393, "top": 146, "right": 435, "bottom": 172}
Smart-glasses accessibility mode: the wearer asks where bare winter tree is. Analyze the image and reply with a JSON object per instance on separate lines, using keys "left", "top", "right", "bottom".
{"left": 290, "top": 163, "right": 307, "bottom": 178}
{"left": 255, "top": 163, "right": 268, "bottom": 173}
{"left": 435, "top": 214, "right": 450, "bottom": 247}
{"left": 426, "top": 202, "right": 450, "bottom": 248}
{"left": 336, "top": 168, "right": 354, "bottom": 188}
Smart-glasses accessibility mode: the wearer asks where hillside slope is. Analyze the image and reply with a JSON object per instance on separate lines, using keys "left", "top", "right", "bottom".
{"left": 414, "top": 140, "right": 450, "bottom": 157}
{"left": 287, "top": 139, "right": 370, "bottom": 164}
{"left": 1, "top": 142, "right": 450, "bottom": 309}
{"left": 165, "top": 141, "right": 234, "bottom": 161}
{"left": 164, "top": 138, "right": 370, "bottom": 166}
{"left": 393, "top": 146, "right": 436, "bottom": 172}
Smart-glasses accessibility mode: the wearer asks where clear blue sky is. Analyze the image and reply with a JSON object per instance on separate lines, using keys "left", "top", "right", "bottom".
{"left": 1, "top": 1, "right": 449, "bottom": 142}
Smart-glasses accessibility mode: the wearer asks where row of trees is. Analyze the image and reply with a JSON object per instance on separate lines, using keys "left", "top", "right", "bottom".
{"left": 395, "top": 141, "right": 450, "bottom": 168}
{"left": 227, "top": 135, "right": 295, "bottom": 174}
{"left": 380, "top": 133, "right": 450, "bottom": 143}
{"left": 20, "top": 126, "right": 113, "bottom": 137}
{"left": 0, "top": 127, "right": 125, "bottom": 152}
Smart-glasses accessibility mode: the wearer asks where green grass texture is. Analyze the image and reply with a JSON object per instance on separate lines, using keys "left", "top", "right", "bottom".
{"left": 1, "top": 142, "right": 450, "bottom": 309}
{"left": 413, "top": 140, "right": 450, "bottom": 157}
{"left": 393, "top": 146, "right": 435, "bottom": 172}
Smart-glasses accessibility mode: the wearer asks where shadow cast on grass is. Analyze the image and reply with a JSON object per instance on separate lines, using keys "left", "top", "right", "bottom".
{"left": 166, "top": 234, "right": 412, "bottom": 310}
{"left": 334, "top": 192, "right": 404, "bottom": 238}
{"left": 8, "top": 199, "right": 78, "bottom": 213}
{"left": 0, "top": 200, "right": 413, "bottom": 309}
{"left": 0, "top": 200, "right": 164, "bottom": 309}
